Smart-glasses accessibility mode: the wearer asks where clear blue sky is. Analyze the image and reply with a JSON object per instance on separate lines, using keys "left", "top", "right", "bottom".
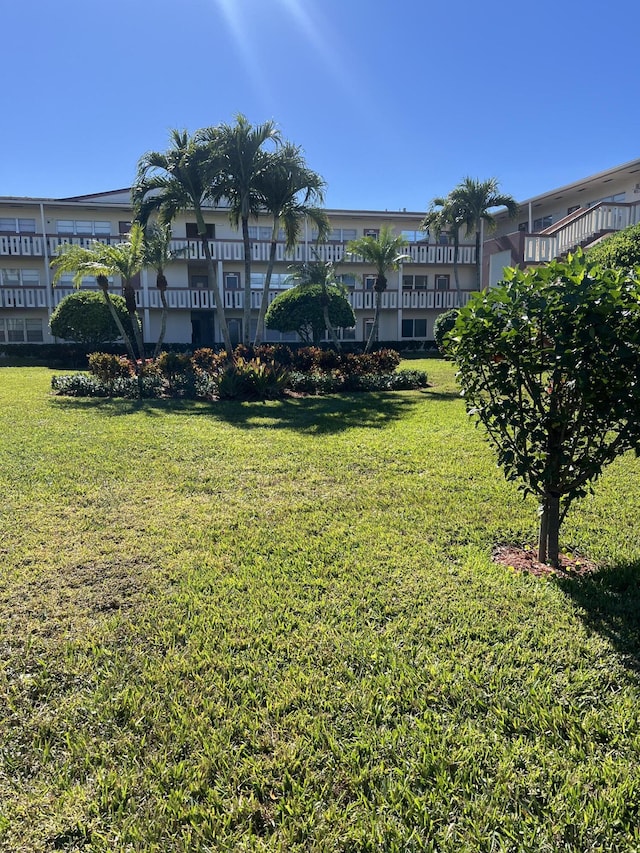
{"left": 2, "top": 0, "right": 639, "bottom": 212}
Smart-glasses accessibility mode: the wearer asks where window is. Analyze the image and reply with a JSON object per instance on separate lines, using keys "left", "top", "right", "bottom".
{"left": 438, "top": 233, "right": 450, "bottom": 245}
{"left": 191, "top": 275, "right": 208, "bottom": 289}
{"left": 533, "top": 215, "right": 553, "bottom": 231}
{"left": 401, "top": 230, "right": 426, "bottom": 242}
{"left": 0, "top": 218, "right": 36, "bottom": 233}
{"left": 1, "top": 269, "right": 21, "bottom": 286}
{"left": 402, "top": 275, "right": 427, "bottom": 290}
{"left": 364, "top": 229, "right": 379, "bottom": 239}
{"left": 518, "top": 221, "right": 528, "bottom": 232}
{"left": 251, "top": 272, "right": 289, "bottom": 289}
{"left": 2, "top": 317, "right": 44, "bottom": 343}
{"left": 119, "top": 221, "right": 132, "bottom": 234}
{"left": 435, "top": 274, "right": 450, "bottom": 291}
{"left": 364, "top": 275, "right": 376, "bottom": 291}
{"left": 186, "top": 222, "right": 215, "bottom": 239}
{"left": 7, "top": 318, "right": 25, "bottom": 342}
{"left": 318, "top": 227, "right": 357, "bottom": 242}
{"left": 21, "top": 270, "right": 40, "bottom": 286}
{"left": 402, "top": 318, "right": 427, "bottom": 338}
{"left": 338, "top": 274, "right": 356, "bottom": 288}
{"left": 225, "top": 273, "right": 240, "bottom": 290}
{"left": 364, "top": 319, "right": 375, "bottom": 341}
{"left": 342, "top": 326, "right": 356, "bottom": 341}
{"left": 567, "top": 205, "right": 580, "bottom": 216}
{"left": 247, "top": 226, "right": 271, "bottom": 240}
{"left": 26, "top": 319, "right": 43, "bottom": 342}
{"left": 56, "top": 220, "right": 112, "bottom": 236}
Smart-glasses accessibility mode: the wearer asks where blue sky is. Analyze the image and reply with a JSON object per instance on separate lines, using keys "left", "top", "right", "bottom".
{"left": 2, "top": 0, "right": 639, "bottom": 212}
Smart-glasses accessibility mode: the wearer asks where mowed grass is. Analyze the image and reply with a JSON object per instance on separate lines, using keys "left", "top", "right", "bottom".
{"left": 1, "top": 361, "right": 640, "bottom": 852}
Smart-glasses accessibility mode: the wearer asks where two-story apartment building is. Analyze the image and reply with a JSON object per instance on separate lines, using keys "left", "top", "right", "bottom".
{"left": 0, "top": 189, "right": 477, "bottom": 348}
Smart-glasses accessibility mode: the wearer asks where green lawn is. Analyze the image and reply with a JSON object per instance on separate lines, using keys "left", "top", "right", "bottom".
{"left": 1, "top": 361, "right": 640, "bottom": 852}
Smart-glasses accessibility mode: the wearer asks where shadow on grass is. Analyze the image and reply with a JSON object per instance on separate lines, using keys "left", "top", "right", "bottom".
{"left": 49, "top": 392, "right": 424, "bottom": 434}
{"left": 558, "top": 561, "right": 640, "bottom": 674}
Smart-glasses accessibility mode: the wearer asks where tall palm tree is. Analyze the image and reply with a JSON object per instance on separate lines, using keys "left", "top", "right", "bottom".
{"left": 448, "top": 177, "right": 518, "bottom": 290}
{"left": 346, "top": 225, "right": 409, "bottom": 352}
{"left": 142, "top": 222, "right": 187, "bottom": 358}
{"left": 252, "top": 143, "right": 329, "bottom": 346}
{"left": 132, "top": 129, "right": 233, "bottom": 357}
{"left": 50, "top": 224, "right": 145, "bottom": 363}
{"left": 202, "top": 115, "right": 281, "bottom": 346}
{"left": 422, "top": 196, "right": 465, "bottom": 306}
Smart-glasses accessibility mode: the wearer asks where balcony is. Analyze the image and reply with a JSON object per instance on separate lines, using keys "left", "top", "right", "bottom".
{"left": 0, "top": 233, "right": 476, "bottom": 267}
{"left": 1, "top": 284, "right": 474, "bottom": 314}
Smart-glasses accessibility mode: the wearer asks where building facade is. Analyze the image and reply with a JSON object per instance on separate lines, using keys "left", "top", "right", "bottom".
{"left": 0, "top": 191, "right": 477, "bottom": 348}
{"left": 2, "top": 156, "right": 640, "bottom": 349}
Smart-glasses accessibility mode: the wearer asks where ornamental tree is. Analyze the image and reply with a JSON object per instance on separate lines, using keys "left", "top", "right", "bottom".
{"left": 265, "top": 282, "right": 355, "bottom": 346}
{"left": 449, "top": 251, "right": 640, "bottom": 566}
{"left": 49, "top": 290, "right": 130, "bottom": 344}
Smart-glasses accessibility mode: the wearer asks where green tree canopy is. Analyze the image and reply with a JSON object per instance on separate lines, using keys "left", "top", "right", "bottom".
{"left": 265, "top": 283, "right": 355, "bottom": 345}
{"left": 449, "top": 251, "right": 640, "bottom": 566}
{"left": 49, "top": 291, "right": 130, "bottom": 344}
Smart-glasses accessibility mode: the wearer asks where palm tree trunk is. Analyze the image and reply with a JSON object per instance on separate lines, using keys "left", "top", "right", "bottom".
{"left": 242, "top": 216, "right": 252, "bottom": 347}
{"left": 196, "top": 213, "right": 232, "bottom": 358}
{"left": 320, "top": 277, "right": 341, "bottom": 352}
{"left": 122, "top": 279, "right": 146, "bottom": 362}
{"left": 153, "top": 278, "right": 169, "bottom": 360}
{"left": 99, "top": 281, "right": 137, "bottom": 363}
{"left": 254, "top": 223, "right": 278, "bottom": 346}
{"left": 365, "top": 291, "right": 381, "bottom": 354}
{"left": 452, "top": 232, "right": 462, "bottom": 308}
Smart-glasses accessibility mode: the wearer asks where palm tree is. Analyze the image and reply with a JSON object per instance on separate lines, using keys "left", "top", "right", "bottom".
{"left": 345, "top": 226, "right": 409, "bottom": 352}
{"left": 202, "top": 115, "right": 281, "bottom": 346}
{"left": 142, "top": 222, "right": 187, "bottom": 358}
{"left": 448, "top": 177, "right": 518, "bottom": 290}
{"left": 132, "top": 129, "right": 233, "bottom": 357}
{"left": 253, "top": 143, "right": 329, "bottom": 346}
{"left": 50, "top": 224, "right": 146, "bottom": 363}
{"left": 422, "top": 196, "right": 465, "bottom": 306}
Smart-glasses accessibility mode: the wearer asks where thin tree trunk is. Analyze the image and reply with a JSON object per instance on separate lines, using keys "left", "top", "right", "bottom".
{"left": 475, "top": 228, "right": 482, "bottom": 291}
{"left": 100, "top": 283, "right": 137, "bottom": 363}
{"left": 452, "top": 233, "right": 462, "bottom": 307}
{"left": 254, "top": 226, "right": 278, "bottom": 346}
{"left": 537, "top": 500, "right": 549, "bottom": 565}
{"left": 546, "top": 494, "right": 561, "bottom": 568}
{"left": 242, "top": 216, "right": 252, "bottom": 347}
{"left": 153, "top": 278, "right": 168, "bottom": 359}
{"left": 196, "top": 214, "right": 232, "bottom": 358}
{"left": 321, "top": 278, "right": 341, "bottom": 352}
{"left": 366, "top": 291, "right": 381, "bottom": 354}
{"left": 123, "top": 282, "right": 145, "bottom": 362}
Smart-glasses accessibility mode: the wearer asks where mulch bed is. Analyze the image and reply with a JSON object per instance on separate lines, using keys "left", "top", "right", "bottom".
{"left": 492, "top": 544, "right": 598, "bottom": 579}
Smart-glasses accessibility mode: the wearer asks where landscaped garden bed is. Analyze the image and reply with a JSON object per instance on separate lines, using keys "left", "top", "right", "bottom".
{"left": 51, "top": 345, "right": 429, "bottom": 400}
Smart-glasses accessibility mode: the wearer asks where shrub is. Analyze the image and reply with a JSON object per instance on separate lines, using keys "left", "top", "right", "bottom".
{"left": 192, "top": 348, "right": 228, "bottom": 374}
{"left": 216, "top": 358, "right": 290, "bottom": 400}
{"left": 88, "top": 352, "right": 132, "bottom": 384}
{"left": 49, "top": 291, "right": 131, "bottom": 344}
{"left": 156, "top": 351, "right": 193, "bottom": 387}
{"left": 433, "top": 309, "right": 459, "bottom": 354}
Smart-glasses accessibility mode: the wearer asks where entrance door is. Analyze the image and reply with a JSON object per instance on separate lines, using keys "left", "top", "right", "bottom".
{"left": 228, "top": 318, "right": 242, "bottom": 347}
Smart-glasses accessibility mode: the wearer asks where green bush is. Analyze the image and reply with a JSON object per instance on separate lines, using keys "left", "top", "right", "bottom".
{"left": 216, "top": 358, "right": 290, "bottom": 400}
{"left": 433, "top": 309, "right": 459, "bottom": 354}
{"left": 50, "top": 291, "right": 131, "bottom": 344}
{"left": 87, "top": 352, "right": 132, "bottom": 383}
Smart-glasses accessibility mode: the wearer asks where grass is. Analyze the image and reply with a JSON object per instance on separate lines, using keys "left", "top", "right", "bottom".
{"left": 1, "top": 360, "right": 640, "bottom": 851}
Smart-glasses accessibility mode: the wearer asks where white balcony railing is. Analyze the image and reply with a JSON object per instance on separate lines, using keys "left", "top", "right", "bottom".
{"left": 0, "top": 234, "right": 476, "bottom": 266}
{"left": 523, "top": 201, "right": 640, "bottom": 263}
